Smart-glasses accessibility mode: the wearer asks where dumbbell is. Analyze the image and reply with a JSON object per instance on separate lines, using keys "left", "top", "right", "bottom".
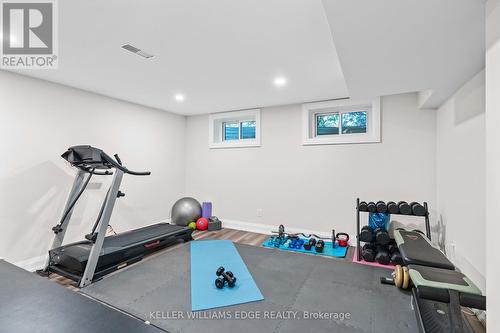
{"left": 374, "top": 227, "right": 390, "bottom": 245}
{"left": 375, "top": 245, "right": 390, "bottom": 265}
{"left": 215, "top": 266, "right": 237, "bottom": 289}
{"left": 376, "top": 201, "right": 387, "bottom": 213}
{"left": 303, "top": 238, "right": 316, "bottom": 250}
{"left": 387, "top": 240, "right": 398, "bottom": 254}
{"left": 387, "top": 201, "right": 399, "bottom": 214}
{"left": 391, "top": 250, "right": 404, "bottom": 265}
{"left": 361, "top": 243, "right": 376, "bottom": 262}
{"left": 387, "top": 241, "right": 404, "bottom": 265}
{"left": 294, "top": 239, "right": 304, "bottom": 249}
{"left": 315, "top": 240, "right": 325, "bottom": 253}
{"left": 358, "top": 201, "right": 368, "bottom": 212}
{"left": 397, "top": 201, "right": 412, "bottom": 215}
{"left": 367, "top": 202, "right": 377, "bottom": 213}
{"left": 288, "top": 238, "right": 301, "bottom": 249}
{"left": 410, "top": 202, "right": 426, "bottom": 216}
{"left": 359, "top": 226, "right": 374, "bottom": 242}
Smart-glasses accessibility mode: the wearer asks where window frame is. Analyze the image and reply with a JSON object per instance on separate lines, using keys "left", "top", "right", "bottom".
{"left": 209, "top": 109, "right": 261, "bottom": 148}
{"left": 302, "top": 98, "right": 381, "bottom": 145}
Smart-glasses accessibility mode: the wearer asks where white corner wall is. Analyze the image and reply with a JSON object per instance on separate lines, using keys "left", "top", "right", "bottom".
{"left": 0, "top": 71, "right": 187, "bottom": 266}
{"left": 486, "top": 0, "right": 500, "bottom": 329}
{"left": 185, "top": 93, "right": 437, "bottom": 238}
{"left": 436, "top": 70, "right": 485, "bottom": 292}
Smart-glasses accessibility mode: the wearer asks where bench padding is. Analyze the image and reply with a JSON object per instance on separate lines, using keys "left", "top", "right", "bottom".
{"left": 394, "top": 230, "right": 455, "bottom": 270}
{"left": 408, "top": 265, "right": 482, "bottom": 296}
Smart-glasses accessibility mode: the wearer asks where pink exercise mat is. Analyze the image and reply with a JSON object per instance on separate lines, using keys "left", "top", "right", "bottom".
{"left": 352, "top": 247, "right": 394, "bottom": 269}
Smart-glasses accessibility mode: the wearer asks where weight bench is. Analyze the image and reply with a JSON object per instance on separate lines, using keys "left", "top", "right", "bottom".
{"left": 390, "top": 230, "right": 486, "bottom": 333}
{"left": 394, "top": 229, "right": 455, "bottom": 270}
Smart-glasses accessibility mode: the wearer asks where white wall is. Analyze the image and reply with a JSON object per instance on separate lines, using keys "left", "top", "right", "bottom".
{"left": 0, "top": 71, "right": 187, "bottom": 266}
{"left": 486, "top": 0, "right": 500, "bottom": 329}
{"left": 185, "top": 93, "right": 437, "bottom": 238}
{"left": 435, "top": 71, "right": 485, "bottom": 292}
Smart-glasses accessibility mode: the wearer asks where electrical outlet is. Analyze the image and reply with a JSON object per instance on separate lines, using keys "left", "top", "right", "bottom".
{"left": 257, "top": 209, "right": 263, "bottom": 218}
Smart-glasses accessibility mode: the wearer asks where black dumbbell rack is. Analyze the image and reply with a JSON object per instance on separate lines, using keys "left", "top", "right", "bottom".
{"left": 356, "top": 198, "right": 431, "bottom": 261}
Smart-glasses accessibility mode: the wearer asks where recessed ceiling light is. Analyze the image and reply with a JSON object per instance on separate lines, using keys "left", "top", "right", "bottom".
{"left": 274, "top": 76, "right": 287, "bottom": 87}
{"left": 175, "top": 94, "right": 185, "bottom": 102}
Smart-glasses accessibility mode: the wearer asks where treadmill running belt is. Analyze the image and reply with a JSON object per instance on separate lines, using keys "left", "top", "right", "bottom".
{"left": 102, "top": 223, "right": 188, "bottom": 247}
{"left": 48, "top": 223, "right": 192, "bottom": 279}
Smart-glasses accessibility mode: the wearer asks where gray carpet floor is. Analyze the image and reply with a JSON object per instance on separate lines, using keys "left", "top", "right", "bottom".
{"left": 81, "top": 242, "right": 418, "bottom": 333}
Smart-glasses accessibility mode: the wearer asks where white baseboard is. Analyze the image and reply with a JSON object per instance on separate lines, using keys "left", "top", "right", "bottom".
{"left": 13, "top": 254, "right": 47, "bottom": 272}
{"left": 166, "top": 217, "right": 343, "bottom": 242}
{"left": 221, "top": 219, "right": 336, "bottom": 240}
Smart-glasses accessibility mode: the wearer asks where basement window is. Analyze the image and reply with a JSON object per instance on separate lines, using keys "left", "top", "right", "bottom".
{"left": 302, "top": 98, "right": 380, "bottom": 145}
{"left": 222, "top": 121, "right": 256, "bottom": 141}
{"left": 209, "top": 109, "right": 261, "bottom": 148}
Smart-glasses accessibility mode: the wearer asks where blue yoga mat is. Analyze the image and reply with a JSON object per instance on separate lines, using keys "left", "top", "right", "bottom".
{"left": 262, "top": 237, "right": 348, "bottom": 258}
{"left": 190, "top": 240, "right": 264, "bottom": 311}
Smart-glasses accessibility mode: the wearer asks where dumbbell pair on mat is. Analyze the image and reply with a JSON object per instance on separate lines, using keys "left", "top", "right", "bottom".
{"left": 303, "top": 238, "right": 325, "bottom": 252}
{"left": 215, "top": 266, "right": 237, "bottom": 289}
{"left": 287, "top": 237, "right": 325, "bottom": 252}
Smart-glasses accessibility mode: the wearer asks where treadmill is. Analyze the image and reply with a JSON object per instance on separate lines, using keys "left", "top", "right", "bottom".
{"left": 39, "top": 145, "right": 193, "bottom": 287}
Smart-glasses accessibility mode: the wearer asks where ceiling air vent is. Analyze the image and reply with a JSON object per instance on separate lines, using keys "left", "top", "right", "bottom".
{"left": 121, "top": 44, "right": 154, "bottom": 59}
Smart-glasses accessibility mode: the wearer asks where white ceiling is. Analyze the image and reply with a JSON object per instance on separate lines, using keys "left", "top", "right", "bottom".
{"left": 9, "top": 0, "right": 348, "bottom": 115}
{"left": 7, "top": 0, "right": 486, "bottom": 113}
{"left": 322, "top": 0, "right": 485, "bottom": 109}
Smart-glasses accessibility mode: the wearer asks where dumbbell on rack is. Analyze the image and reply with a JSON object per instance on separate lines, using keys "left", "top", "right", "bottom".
{"left": 361, "top": 225, "right": 390, "bottom": 245}
{"left": 375, "top": 245, "right": 390, "bottom": 265}
{"left": 386, "top": 240, "right": 404, "bottom": 265}
{"left": 367, "top": 202, "right": 377, "bottom": 213}
{"left": 410, "top": 202, "right": 426, "bottom": 216}
{"left": 387, "top": 201, "right": 399, "bottom": 214}
{"left": 360, "top": 200, "right": 426, "bottom": 216}
{"left": 376, "top": 201, "right": 387, "bottom": 213}
{"left": 360, "top": 225, "right": 374, "bottom": 243}
{"left": 390, "top": 249, "right": 404, "bottom": 265}
{"left": 397, "top": 201, "right": 412, "bottom": 215}
{"left": 361, "top": 243, "right": 376, "bottom": 262}
{"left": 374, "top": 227, "right": 390, "bottom": 245}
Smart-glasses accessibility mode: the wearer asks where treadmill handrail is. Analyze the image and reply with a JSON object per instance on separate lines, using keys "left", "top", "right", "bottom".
{"left": 100, "top": 151, "right": 151, "bottom": 176}
{"left": 77, "top": 165, "right": 113, "bottom": 176}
